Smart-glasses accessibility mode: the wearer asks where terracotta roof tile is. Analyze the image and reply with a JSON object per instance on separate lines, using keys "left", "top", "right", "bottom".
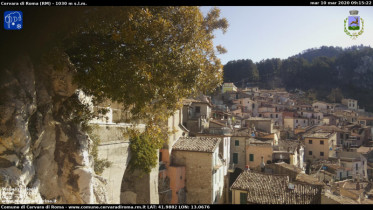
{"left": 230, "top": 171, "right": 322, "bottom": 204}
{"left": 172, "top": 137, "right": 220, "bottom": 153}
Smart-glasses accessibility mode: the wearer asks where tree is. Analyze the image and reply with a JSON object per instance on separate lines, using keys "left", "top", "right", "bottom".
{"left": 67, "top": 7, "right": 228, "bottom": 173}
{"left": 64, "top": 7, "right": 227, "bottom": 120}
{"left": 223, "top": 59, "right": 259, "bottom": 84}
{"left": 63, "top": 7, "right": 227, "bottom": 174}
{"left": 1, "top": 7, "right": 228, "bottom": 175}
{"left": 327, "top": 88, "right": 343, "bottom": 103}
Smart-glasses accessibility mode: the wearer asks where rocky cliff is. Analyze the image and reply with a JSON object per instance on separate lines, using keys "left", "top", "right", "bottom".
{"left": 0, "top": 54, "right": 108, "bottom": 204}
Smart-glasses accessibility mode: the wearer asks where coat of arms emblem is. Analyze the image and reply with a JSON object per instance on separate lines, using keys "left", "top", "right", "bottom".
{"left": 344, "top": 10, "right": 364, "bottom": 39}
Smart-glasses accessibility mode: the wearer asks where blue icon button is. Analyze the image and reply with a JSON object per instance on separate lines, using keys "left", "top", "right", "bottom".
{"left": 4, "top": 11, "right": 23, "bottom": 30}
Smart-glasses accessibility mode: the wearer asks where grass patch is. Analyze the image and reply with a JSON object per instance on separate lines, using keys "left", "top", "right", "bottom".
{"left": 348, "top": 26, "right": 360, "bottom": 30}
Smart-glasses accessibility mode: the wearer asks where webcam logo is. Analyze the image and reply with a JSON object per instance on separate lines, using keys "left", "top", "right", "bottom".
{"left": 344, "top": 10, "right": 364, "bottom": 39}
{"left": 4, "top": 11, "right": 23, "bottom": 30}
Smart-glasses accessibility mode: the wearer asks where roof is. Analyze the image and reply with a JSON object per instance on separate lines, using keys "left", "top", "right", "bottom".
{"left": 230, "top": 171, "right": 322, "bottom": 204}
{"left": 313, "top": 101, "right": 332, "bottom": 105}
{"left": 248, "top": 138, "right": 272, "bottom": 145}
{"left": 182, "top": 98, "right": 211, "bottom": 107}
{"left": 357, "top": 146, "right": 373, "bottom": 154}
{"left": 307, "top": 125, "right": 346, "bottom": 133}
{"left": 295, "top": 173, "right": 324, "bottom": 186}
{"left": 274, "top": 162, "right": 302, "bottom": 173}
{"left": 172, "top": 137, "right": 220, "bottom": 153}
{"left": 277, "top": 140, "right": 304, "bottom": 151}
{"left": 357, "top": 116, "right": 373, "bottom": 120}
{"left": 246, "top": 117, "right": 272, "bottom": 121}
{"left": 303, "top": 132, "right": 334, "bottom": 139}
{"left": 209, "top": 120, "right": 226, "bottom": 127}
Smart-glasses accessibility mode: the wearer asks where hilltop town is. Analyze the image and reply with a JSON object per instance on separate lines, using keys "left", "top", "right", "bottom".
{"left": 86, "top": 82, "right": 373, "bottom": 204}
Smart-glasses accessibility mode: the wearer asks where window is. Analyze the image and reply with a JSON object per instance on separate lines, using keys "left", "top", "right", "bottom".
{"left": 296, "top": 119, "right": 298, "bottom": 123}
{"left": 356, "top": 163, "right": 358, "bottom": 171}
{"left": 340, "top": 133, "right": 344, "bottom": 138}
{"left": 320, "top": 140, "right": 324, "bottom": 145}
{"left": 240, "top": 192, "right": 247, "bottom": 204}
{"left": 309, "top": 151, "right": 313, "bottom": 155}
{"left": 320, "top": 152, "right": 324, "bottom": 156}
{"left": 195, "top": 106, "right": 200, "bottom": 113}
{"left": 309, "top": 140, "right": 312, "bottom": 144}
{"left": 252, "top": 104, "right": 255, "bottom": 109}
{"left": 235, "top": 140, "right": 239, "bottom": 146}
{"left": 159, "top": 152, "right": 162, "bottom": 162}
{"left": 233, "top": 153, "right": 238, "bottom": 164}
{"left": 304, "top": 120, "right": 306, "bottom": 123}
{"left": 276, "top": 114, "right": 278, "bottom": 118}
{"left": 270, "top": 114, "right": 273, "bottom": 118}
{"left": 249, "top": 154, "right": 254, "bottom": 162}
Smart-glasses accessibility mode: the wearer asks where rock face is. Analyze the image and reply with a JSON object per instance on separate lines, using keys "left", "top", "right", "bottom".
{"left": 0, "top": 54, "right": 108, "bottom": 204}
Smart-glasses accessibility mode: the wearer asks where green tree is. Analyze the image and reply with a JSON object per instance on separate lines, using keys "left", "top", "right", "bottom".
{"left": 223, "top": 59, "right": 259, "bottom": 84}
{"left": 327, "top": 88, "right": 344, "bottom": 103}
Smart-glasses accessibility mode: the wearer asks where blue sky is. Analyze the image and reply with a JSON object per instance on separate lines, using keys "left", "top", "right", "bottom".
{"left": 200, "top": 6, "right": 373, "bottom": 65}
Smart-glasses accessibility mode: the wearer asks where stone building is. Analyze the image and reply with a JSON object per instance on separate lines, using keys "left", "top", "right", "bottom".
{"left": 243, "top": 117, "right": 273, "bottom": 133}
{"left": 171, "top": 137, "right": 224, "bottom": 204}
{"left": 222, "top": 83, "right": 238, "bottom": 93}
{"left": 303, "top": 132, "right": 337, "bottom": 161}
{"left": 245, "top": 138, "right": 273, "bottom": 171}
{"left": 182, "top": 99, "right": 212, "bottom": 133}
{"left": 342, "top": 98, "right": 358, "bottom": 110}
{"left": 284, "top": 116, "right": 309, "bottom": 131}
{"left": 230, "top": 134, "right": 248, "bottom": 170}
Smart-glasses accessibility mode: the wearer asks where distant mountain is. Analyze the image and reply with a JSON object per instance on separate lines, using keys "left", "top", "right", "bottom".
{"left": 291, "top": 46, "right": 344, "bottom": 62}
{"left": 223, "top": 45, "right": 373, "bottom": 111}
{"left": 291, "top": 45, "right": 370, "bottom": 62}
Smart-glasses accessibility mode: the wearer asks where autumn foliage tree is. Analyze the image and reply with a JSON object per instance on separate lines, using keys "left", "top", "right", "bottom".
{"left": 0, "top": 6, "right": 228, "bottom": 174}
{"left": 33, "top": 7, "right": 227, "bottom": 174}
{"left": 63, "top": 7, "right": 227, "bottom": 173}
{"left": 65, "top": 7, "right": 227, "bottom": 120}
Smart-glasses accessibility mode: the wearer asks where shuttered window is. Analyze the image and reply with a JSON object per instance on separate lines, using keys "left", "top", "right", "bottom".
{"left": 233, "top": 153, "right": 238, "bottom": 164}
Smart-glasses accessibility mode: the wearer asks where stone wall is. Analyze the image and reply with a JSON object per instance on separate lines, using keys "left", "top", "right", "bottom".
{"left": 0, "top": 55, "right": 107, "bottom": 204}
{"left": 120, "top": 159, "right": 159, "bottom": 204}
{"left": 0, "top": 54, "right": 160, "bottom": 204}
{"left": 92, "top": 125, "right": 131, "bottom": 204}
{"left": 171, "top": 150, "right": 213, "bottom": 204}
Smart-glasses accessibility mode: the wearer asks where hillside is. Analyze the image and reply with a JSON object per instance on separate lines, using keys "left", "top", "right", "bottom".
{"left": 223, "top": 45, "right": 373, "bottom": 111}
